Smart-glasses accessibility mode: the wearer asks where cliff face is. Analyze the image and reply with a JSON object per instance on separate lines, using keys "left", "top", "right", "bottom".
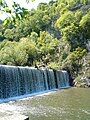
{"left": 74, "top": 52, "right": 90, "bottom": 87}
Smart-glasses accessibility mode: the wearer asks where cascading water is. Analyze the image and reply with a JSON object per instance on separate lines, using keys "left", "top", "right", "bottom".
{"left": 0, "top": 65, "right": 70, "bottom": 100}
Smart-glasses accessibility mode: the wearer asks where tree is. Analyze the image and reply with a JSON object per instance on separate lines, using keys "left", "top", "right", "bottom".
{"left": 0, "top": 41, "right": 28, "bottom": 65}
{"left": 55, "top": 11, "right": 76, "bottom": 30}
{"left": 61, "top": 47, "right": 87, "bottom": 76}
{"left": 19, "top": 37, "right": 37, "bottom": 65}
{"left": 37, "top": 31, "right": 59, "bottom": 64}
{"left": 80, "top": 12, "right": 90, "bottom": 41}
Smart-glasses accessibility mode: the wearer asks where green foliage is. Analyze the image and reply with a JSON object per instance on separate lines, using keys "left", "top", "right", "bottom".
{"left": 0, "top": 38, "right": 37, "bottom": 66}
{"left": 58, "top": 0, "right": 90, "bottom": 9}
{"left": 0, "top": 41, "right": 28, "bottom": 65}
{"left": 61, "top": 47, "right": 87, "bottom": 76}
{"left": 19, "top": 38, "right": 37, "bottom": 65}
{"left": 80, "top": 12, "right": 90, "bottom": 40}
{"left": 56, "top": 11, "right": 76, "bottom": 29}
{"left": 4, "top": 29, "right": 14, "bottom": 40}
{"left": 29, "top": 32, "right": 38, "bottom": 43}
{"left": 0, "top": 0, "right": 90, "bottom": 81}
{"left": 36, "top": 31, "right": 59, "bottom": 65}
{"left": 48, "top": 62, "right": 60, "bottom": 70}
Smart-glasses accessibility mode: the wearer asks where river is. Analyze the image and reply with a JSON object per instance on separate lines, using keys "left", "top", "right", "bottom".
{"left": 0, "top": 88, "right": 90, "bottom": 120}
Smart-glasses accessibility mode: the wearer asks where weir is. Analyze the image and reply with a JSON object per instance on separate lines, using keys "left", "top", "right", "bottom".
{"left": 0, "top": 65, "right": 70, "bottom": 100}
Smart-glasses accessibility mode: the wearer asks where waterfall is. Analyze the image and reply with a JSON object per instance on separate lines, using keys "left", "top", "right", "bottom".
{"left": 0, "top": 65, "right": 70, "bottom": 100}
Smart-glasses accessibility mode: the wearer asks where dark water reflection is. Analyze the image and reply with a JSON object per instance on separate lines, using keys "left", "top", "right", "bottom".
{"left": 3, "top": 88, "right": 90, "bottom": 120}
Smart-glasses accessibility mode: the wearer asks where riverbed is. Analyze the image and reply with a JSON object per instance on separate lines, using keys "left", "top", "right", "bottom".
{"left": 0, "top": 88, "right": 90, "bottom": 120}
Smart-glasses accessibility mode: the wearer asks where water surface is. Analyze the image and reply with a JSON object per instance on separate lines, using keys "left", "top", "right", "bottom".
{"left": 28, "top": 88, "right": 90, "bottom": 120}
{"left": 0, "top": 88, "right": 90, "bottom": 120}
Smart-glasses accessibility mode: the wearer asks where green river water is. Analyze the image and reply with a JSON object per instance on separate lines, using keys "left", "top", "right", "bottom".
{"left": 10, "top": 88, "right": 90, "bottom": 120}
{"left": 28, "top": 88, "right": 90, "bottom": 120}
{"left": 0, "top": 88, "right": 90, "bottom": 120}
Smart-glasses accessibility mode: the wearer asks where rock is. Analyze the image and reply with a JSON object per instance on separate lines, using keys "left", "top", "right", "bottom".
{"left": 86, "top": 78, "right": 90, "bottom": 87}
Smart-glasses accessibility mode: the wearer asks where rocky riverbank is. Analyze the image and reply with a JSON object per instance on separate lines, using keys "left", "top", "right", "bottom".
{"left": 74, "top": 76, "right": 90, "bottom": 88}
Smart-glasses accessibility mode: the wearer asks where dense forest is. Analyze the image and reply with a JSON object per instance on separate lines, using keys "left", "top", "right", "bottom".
{"left": 0, "top": 0, "right": 90, "bottom": 86}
